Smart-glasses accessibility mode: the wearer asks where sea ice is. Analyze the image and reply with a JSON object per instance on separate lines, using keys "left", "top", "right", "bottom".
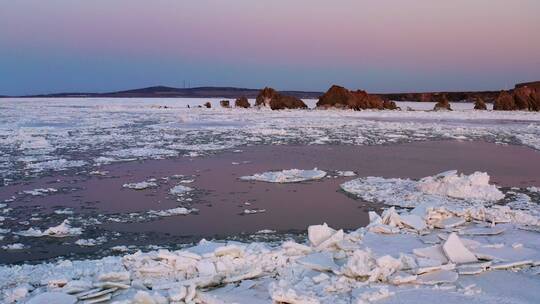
{"left": 417, "top": 170, "right": 504, "bottom": 201}
{"left": 240, "top": 168, "right": 327, "bottom": 183}
{"left": 169, "top": 185, "right": 193, "bottom": 195}
{"left": 148, "top": 207, "right": 196, "bottom": 217}
{"left": 341, "top": 171, "right": 505, "bottom": 208}
{"left": 122, "top": 181, "right": 158, "bottom": 190}
{"left": 15, "top": 220, "right": 82, "bottom": 238}
{"left": 442, "top": 233, "right": 478, "bottom": 264}
{"left": 21, "top": 188, "right": 58, "bottom": 196}
{"left": 243, "top": 209, "right": 266, "bottom": 215}
{"left": 26, "top": 159, "right": 87, "bottom": 172}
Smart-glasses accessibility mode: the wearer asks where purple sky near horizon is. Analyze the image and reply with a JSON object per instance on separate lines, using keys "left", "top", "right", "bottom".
{"left": 1, "top": 0, "right": 539, "bottom": 95}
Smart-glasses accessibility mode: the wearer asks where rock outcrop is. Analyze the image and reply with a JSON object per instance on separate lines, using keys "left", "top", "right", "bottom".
{"left": 383, "top": 100, "right": 398, "bottom": 110}
{"left": 255, "top": 87, "right": 277, "bottom": 107}
{"left": 316, "top": 85, "right": 396, "bottom": 110}
{"left": 492, "top": 85, "right": 539, "bottom": 111}
{"left": 514, "top": 86, "right": 539, "bottom": 111}
{"left": 235, "top": 97, "right": 251, "bottom": 108}
{"left": 255, "top": 87, "right": 307, "bottom": 110}
{"left": 433, "top": 95, "right": 452, "bottom": 111}
{"left": 493, "top": 91, "right": 516, "bottom": 111}
{"left": 203, "top": 102, "right": 211, "bottom": 109}
{"left": 219, "top": 100, "right": 230, "bottom": 108}
{"left": 473, "top": 97, "right": 487, "bottom": 110}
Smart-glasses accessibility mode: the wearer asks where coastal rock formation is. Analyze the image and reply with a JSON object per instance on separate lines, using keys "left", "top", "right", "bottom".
{"left": 433, "top": 95, "right": 452, "bottom": 111}
{"left": 492, "top": 85, "right": 539, "bottom": 111}
{"left": 220, "top": 100, "right": 230, "bottom": 108}
{"left": 382, "top": 100, "right": 398, "bottom": 110}
{"left": 203, "top": 102, "right": 211, "bottom": 108}
{"left": 493, "top": 91, "right": 516, "bottom": 111}
{"left": 473, "top": 97, "right": 487, "bottom": 110}
{"left": 255, "top": 87, "right": 307, "bottom": 110}
{"left": 235, "top": 97, "right": 250, "bottom": 108}
{"left": 270, "top": 95, "right": 308, "bottom": 110}
{"left": 255, "top": 87, "right": 277, "bottom": 107}
{"left": 514, "top": 86, "right": 540, "bottom": 111}
{"left": 316, "top": 85, "right": 395, "bottom": 110}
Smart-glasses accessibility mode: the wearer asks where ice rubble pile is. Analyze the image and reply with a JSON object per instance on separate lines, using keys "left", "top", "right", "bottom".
{"left": 3, "top": 197, "right": 540, "bottom": 304}
{"left": 341, "top": 170, "right": 505, "bottom": 208}
{"left": 417, "top": 170, "right": 504, "bottom": 201}
{"left": 240, "top": 169, "right": 327, "bottom": 183}
{"left": 2, "top": 171, "right": 539, "bottom": 303}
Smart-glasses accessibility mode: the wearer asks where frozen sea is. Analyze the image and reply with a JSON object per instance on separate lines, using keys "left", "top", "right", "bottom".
{"left": 1, "top": 98, "right": 540, "bottom": 303}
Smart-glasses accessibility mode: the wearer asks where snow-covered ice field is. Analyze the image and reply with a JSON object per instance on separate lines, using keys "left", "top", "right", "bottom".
{"left": 0, "top": 98, "right": 539, "bottom": 183}
{"left": 1, "top": 98, "right": 540, "bottom": 303}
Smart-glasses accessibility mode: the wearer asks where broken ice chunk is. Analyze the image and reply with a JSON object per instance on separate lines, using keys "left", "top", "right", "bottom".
{"left": 26, "top": 292, "right": 77, "bottom": 304}
{"left": 297, "top": 252, "right": 338, "bottom": 272}
{"left": 307, "top": 223, "right": 336, "bottom": 247}
{"left": 434, "top": 217, "right": 466, "bottom": 229}
{"left": 413, "top": 245, "right": 449, "bottom": 264}
{"left": 459, "top": 226, "right": 506, "bottom": 236}
{"left": 417, "top": 270, "right": 458, "bottom": 285}
{"left": 442, "top": 233, "right": 478, "bottom": 264}
{"left": 400, "top": 214, "right": 427, "bottom": 231}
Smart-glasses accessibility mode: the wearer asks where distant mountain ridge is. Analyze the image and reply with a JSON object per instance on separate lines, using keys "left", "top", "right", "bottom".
{"left": 9, "top": 86, "right": 323, "bottom": 99}
{"left": 3, "top": 81, "right": 539, "bottom": 102}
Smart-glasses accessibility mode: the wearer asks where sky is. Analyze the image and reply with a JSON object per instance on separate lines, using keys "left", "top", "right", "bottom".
{"left": 1, "top": 0, "right": 539, "bottom": 95}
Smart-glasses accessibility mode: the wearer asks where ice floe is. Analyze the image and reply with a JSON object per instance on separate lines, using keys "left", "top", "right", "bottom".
{"left": 169, "top": 184, "right": 193, "bottom": 195}
{"left": 240, "top": 168, "right": 327, "bottom": 183}
{"left": 21, "top": 188, "right": 58, "bottom": 196}
{"left": 147, "top": 207, "right": 197, "bottom": 217}
{"left": 336, "top": 170, "right": 357, "bottom": 177}
{"left": 341, "top": 170, "right": 505, "bottom": 208}
{"left": 2, "top": 243, "right": 26, "bottom": 250}
{"left": 242, "top": 208, "right": 266, "bottom": 215}
{"left": 14, "top": 220, "right": 82, "bottom": 238}
{"left": 122, "top": 181, "right": 158, "bottom": 190}
{"left": 75, "top": 237, "right": 107, "bottom": 247}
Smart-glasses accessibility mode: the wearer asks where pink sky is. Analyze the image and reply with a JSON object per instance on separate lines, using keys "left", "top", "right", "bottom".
{"left": 1, "top": 0, "right": 539, "bottom": 94}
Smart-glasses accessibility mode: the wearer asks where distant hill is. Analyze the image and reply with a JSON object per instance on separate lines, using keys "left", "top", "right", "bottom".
{"left": 376, "top": 90, "right": 502, "bottom": 103}
{"left": 516, "top": 81, "right": 540, "bottom": 90}
{"left": 10, "top": 86, "right": 323, "bottom": 99}
{"left": 3, "top": 81, "right": 538, "bottom": 102}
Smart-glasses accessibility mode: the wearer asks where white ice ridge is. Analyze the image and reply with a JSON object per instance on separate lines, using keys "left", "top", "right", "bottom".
{"left": 2, "top": 199, "right": 540, "bottom": 303}
{"left": 417, "top": 170, "right": 504, "bottom": 201}
{"left": 341, "top": 170, "right": 505, "bottom": 208}
{"left": 14, "top": 220, "right": 83, "bottom": 238}
{"left": 169, "top": 185, "right": 193, "bottom": 195}
{"left": 240, "top": 168, "right": 327, "bottom": 183}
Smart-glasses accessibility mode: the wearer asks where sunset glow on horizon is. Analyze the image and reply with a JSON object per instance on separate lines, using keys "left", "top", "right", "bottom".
{"left": 1, "top": 0, "right": 539, "bottom": 95}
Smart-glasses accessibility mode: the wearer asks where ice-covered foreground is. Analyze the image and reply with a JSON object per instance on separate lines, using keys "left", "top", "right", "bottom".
{"left": 1, "top": 98, "right": 540, "bottom": 183}
{"left": 2, "top": 172, "right": 540, "bottom": 303}
{"left": 240, "top": 169, "right": 327, "bottom": 183}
